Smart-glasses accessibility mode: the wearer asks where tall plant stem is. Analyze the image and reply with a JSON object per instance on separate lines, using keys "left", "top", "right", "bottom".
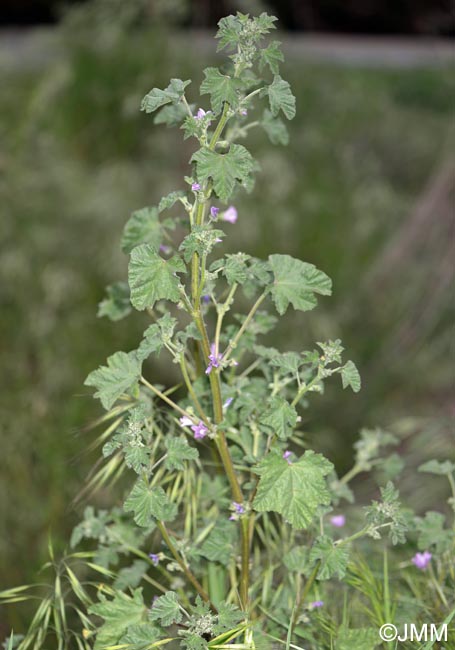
{"left": 291, "top": 560, "right": 321, "bottom": 634}
{"left": 157, "top": 521, "right": 217, "bottom": 613}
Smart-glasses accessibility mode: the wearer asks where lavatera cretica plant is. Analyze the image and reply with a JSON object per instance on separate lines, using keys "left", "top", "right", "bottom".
{"left": 4, "top": 12, "right": 455, "bottom": 650}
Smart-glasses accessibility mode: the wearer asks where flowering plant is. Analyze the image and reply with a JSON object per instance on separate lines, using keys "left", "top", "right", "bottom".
{"left": 2, "top": 12, "right": 454, "bottom": 650}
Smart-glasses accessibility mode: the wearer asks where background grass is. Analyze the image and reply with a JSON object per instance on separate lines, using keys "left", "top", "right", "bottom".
{"left": 0, "top": 1, "right": 454, "bottom": 632}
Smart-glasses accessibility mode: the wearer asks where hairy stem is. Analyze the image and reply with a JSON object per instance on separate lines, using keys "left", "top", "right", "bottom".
{"left": 223, "top": 291, "right": 267, "bottom": 364}
{"left": 157, "top": 521, "right": 217, "bottom": 612}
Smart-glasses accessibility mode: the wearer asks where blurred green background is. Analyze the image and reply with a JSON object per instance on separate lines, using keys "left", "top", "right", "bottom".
{"left": 1, "top": 0, "right": 454, "bottom": 633}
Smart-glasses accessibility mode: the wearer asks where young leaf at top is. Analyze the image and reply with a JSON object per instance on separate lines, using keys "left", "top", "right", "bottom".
{"left": 200, "top": 67, "right": 242, "bottom": 113}
{"left": 259, "top": 396, "right": 298, "bottom": 440}
{"left": 253, "top": 450, "right": 333, "bottom": 529}
{"left": 267, "top": 75, "right": 296, "bottom": 120}
{"left": 268, "top": 254, "right": 332, "bottom": 315}
{"left": 84, "top": 351, "right": 141, "bottom": 410}
{"left": 89, "top": 589, "right": 147, "bottom": 650}
{"left": 124, "top": 479, "right": 177, "bottom": 526}
{"left": 128, "top": 244, "right": 185, "bottom": 310}
{"left": 141, "top": 78, "right": 191, "bottom": 114}
{"left": 341, "top": 360, "right": 361, "bottom": 393}
{"left": 121, "top": 206, "right": 162, "bottom": 254}
{"left": 191, "top": 144, "right": 254, "bottom": 202}
{"left": 149, "top": 591, "right": 182, "bottom": 627}
{"left": 98, "top": 281, "right": 132, "bottom": 321}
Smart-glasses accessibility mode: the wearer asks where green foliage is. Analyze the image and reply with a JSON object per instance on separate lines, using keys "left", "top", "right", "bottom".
{"left": 128, "top": 244, "right": 185, "bottom": 310}
{"left": 6, "top": 8, "right": 455, "bottom": 650}
{"left": 84, "top": 350, "right": 141, "bottom": 409}
{"left": 124, "top": 479, "right": 177, "bottom": 526}
{"left": 253, "top": 450, "right": 333, "bottom": 528}
{"left": 98, "top": 281, "right": 132, "bottom": 321}
{"left": 89, "top": 589, "right": 148, "bottom": 649}
{"left": 309, "top": 536, "right": 350, "bottom": 580}
{"left": 149, "top": 591, "right": 182, "bottom": 626}
{"left": 191, "top": 145, "right": 254, "bottom": 202}
{"left": 268, "top": 254, "right": 332, "bottom": 314}
{"left": 141, "top": 78, "right": 191, "bottom": 113}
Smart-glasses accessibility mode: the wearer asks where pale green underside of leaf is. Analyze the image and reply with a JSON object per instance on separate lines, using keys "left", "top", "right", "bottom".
{"left": 128, "top": 244, "right": 185, "bottom": 310}
{"left": 253, "top": 450, "right": 333, "bottom": 529}
{"left": 84, "top": 350, "right": 141, "bottom": 410}
{"left": 98, "top": 281, "right": 132, "bottom": 321}
{"left": 268, "top": 74, "right": 296, "bottom": 120}
{"left": 268, "top": 254, "right": 332, "bottom": 315}
{"left": 89, "top": 589, "right": 147, "bottom": 650}
{"left": 121, "top": 206, "right": 162, "bottom": 254}
{"left": 341, "top": 360, "right": 361, "bottom": 392}
{"left": 141, "top": 78, "right": 191, "bottom": 113}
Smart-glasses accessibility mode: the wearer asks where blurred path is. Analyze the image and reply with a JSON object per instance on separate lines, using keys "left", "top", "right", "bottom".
{"left": 0, "top": 28, "right": 454, "bottom": 72}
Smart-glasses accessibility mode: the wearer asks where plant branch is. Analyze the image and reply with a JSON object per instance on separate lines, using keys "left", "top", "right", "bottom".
{"left": 157, "top": 521, "right": 217, "bottom": 612}
{"left": 223, "top": 291, "right": 267, "bottom": 364}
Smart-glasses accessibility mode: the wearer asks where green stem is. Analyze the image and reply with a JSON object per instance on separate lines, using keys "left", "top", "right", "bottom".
{"left": 291, "top": 372, "right": 320, "bottom": 408}
{"left": 179, "top": 354, "right": 210, "bottom": 425}
{"left": 140, "top": 376, "right": 193, "bottom": 421}
{"left": 223, "top": 291, "right": 267, "bottom": 364}
{"left": 209, "top": 102, "right": 230, "bottom": 150}
{"left": 157, "top": 521, "right": 217, "bottom": 612}
{"left": 291, "top": 560, "right": 321, "bottom": 635}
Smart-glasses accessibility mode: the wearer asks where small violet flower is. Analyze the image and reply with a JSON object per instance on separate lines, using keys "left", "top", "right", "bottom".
{"left": 223, "top": 397, "right": 234, "bottom": 410}
{"left": 205, "top": 343, "right": 222, "bottom": 375}
{"left": 179, "top": 415, "right": 193, "bottom": 427}
{"left": 191, "top": 182, "right": 201, "bottom": 191}
{"left": 159, "top": 244, "right": 172, "bottom": 255}
{"left": 412, "top": 551, "right": 432, "bottom": 570}
{"left": 210, "top": 206, "right": 220, "bottom": 219}
{"left": 229, "top": 501, "right": 245, "bottom": 520}
{"left": 195, "top": 108, "right": 211, "bottom": 121}
{"left": 221, "top": 206, "right": 238, "bottom": 224}
{"left": 309, "top": 600, "right": 324, "bottom": 609}
{"left": 283, "top": 450, "right": 292, "bottom": 465}
{"left": 202, "top": 294, "right": 211, "bottom": 303}
{"left": 330, "top": 514, "right": 346, "bottom": 528}
{"left": 148, "top": 553, "right": 160, "bottom": 567}
{"left": 191, "top": 421, "right": 208, "bottom": 440}
{"left": 240, "top": 109, "right": 248, "bottom": 116}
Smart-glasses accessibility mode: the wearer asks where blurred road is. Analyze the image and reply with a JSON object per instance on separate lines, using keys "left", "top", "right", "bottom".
{"left": 0, "top": 28, "right": 454, "bottom": 72}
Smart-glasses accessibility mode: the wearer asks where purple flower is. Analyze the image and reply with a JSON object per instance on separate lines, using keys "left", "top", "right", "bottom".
{"left": 412, "top": 551, "right": 432, "bottom": 570}
{"left": 195, "top": 108, "right": 210, "bottom": 120}
{"left": 240, "top": 109, "right": 248, "bottom": 116}
{"left": 330, "top": 514, "right": 346, "bottom": 528}
{"left": 191, "top": 182, "right": 201, "bottom": 191}
{"left": 223, "top": 397, "right": 234, "bottom": 410}
{"left": 191, "top": 421, "right": 208, "bottom": 440}
{"left": 309, "top": 600, "right": 324, "bottom": 609}
{"left": 205, "top": 343, "right": 222, "bottom": 375}
{"left": 283, "top": 450, "right": 292, "bottom": 465}
{"left": 221, "top": 206, "right": 238, "bottom": 224}
{"left": 202, "top": 294, "right": 211, "bottom": 303}
{"left": 210, "top": 206, "right": 220, "bottom": 219}
{"left": 149, "top": 553, "right": 160, "bottom": 566}
{"left": 179, "top": 415, "right": 193, "bottom": 427}
{"left": 159, "top": 244, "right": 172, "bottom": 255}
{"left": 229, "top": 501, "right": 245, "bottom": 520}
